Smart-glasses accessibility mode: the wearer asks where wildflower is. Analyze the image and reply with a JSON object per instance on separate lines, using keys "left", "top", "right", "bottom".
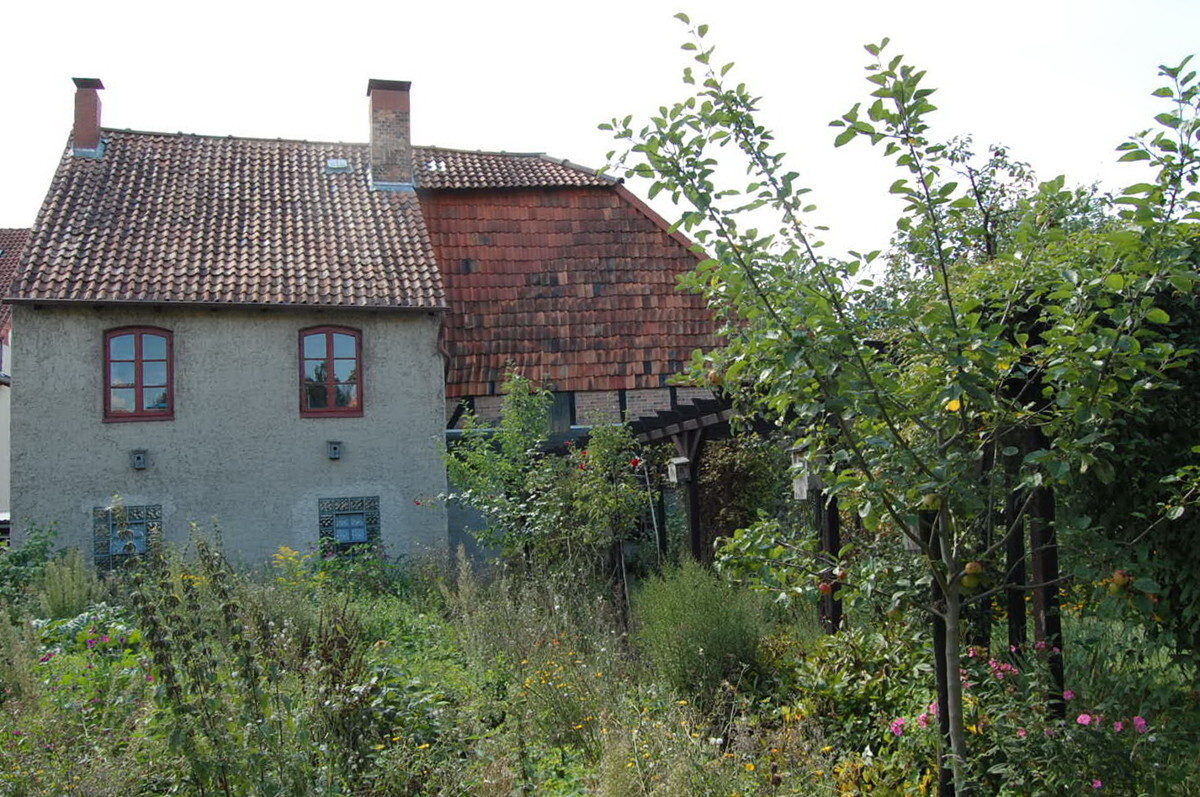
{"left": 917, "top": 713, "right": 930, "bottom": 729}
{"left": 1113, "top": 721, "right": 1124, "bottom": 733}
{"left": 945, "top": 399, "right": 962, "bottom": 412}
{"left": 1064, "top": 690, "right": 1075, "bottom": 701}
{"left": 889, "top": 717, "right": 906, "bottom": 736}
{"left": 38, "top": 653, "right": 55, "bottom": 664}
{"left": 1092, "top": 779, "right": 1103, "bottom": 790}
{"left": 1133, "top": 716, "right": 1148, "bottom": 734}
{"left": 1077, "top": 714, "right": 1092, "bottom": 726}
{"left": 745, "top": 763, "right": 756, "bottom": 772}
{"left": 1016, "top": 728, "right": 1027, "bottom": 738}
{"left": 630, "top": 457, "right": 642, "bottom": 468}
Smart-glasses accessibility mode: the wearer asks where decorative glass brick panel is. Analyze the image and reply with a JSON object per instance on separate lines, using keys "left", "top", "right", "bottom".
{"left": 318, "top": 496, "right": 380, "bottom": 551}
{"left": 93, "top": 504, "right": 162, "bottom": 569}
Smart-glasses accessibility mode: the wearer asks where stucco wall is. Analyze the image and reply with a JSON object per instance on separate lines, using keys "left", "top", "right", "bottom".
{"left": 10, "top": 305, "right": 447, "bottom": 563}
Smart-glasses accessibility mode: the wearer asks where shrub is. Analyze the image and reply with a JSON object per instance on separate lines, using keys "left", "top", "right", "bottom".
{"left": 38, "top": 548, "right": 103, "bottom": 619}
{"left": 633, "top": 560, "right": 763, "bottom": 702}
{"left": 0, "top": 527, "right": 56, "bottom": 616}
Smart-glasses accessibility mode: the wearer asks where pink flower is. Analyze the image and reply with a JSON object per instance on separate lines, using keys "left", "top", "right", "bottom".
{"left": 889, "top": 717, "right": 906, "bottom": 737}
{"left": 1064, "top": 690, "right": 1075, "bottom": 701}
{"left": 1133, "top": 716, "right": 1148, "bottom": 734}
{"left": 1113, "top": 721, "right": 1124, "bottom": 733}
{"left": 1016, "top": 728, "right": 1027, "bottom": 738}
{"left": 1092, "top": 779, "right": 1103, "bottom": 790}
{"left": 1077, "top": 713, "right": 1093, "bottom": 726}
{"left": 917, "top": 713, "right": 930, "bottom": 729}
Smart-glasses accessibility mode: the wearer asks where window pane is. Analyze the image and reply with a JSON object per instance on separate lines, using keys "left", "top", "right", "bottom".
{"left": 110, "top": 362, "right": 136, "bottom": 387}
{"left": 333, "top": 358, "right": 357, "bottom": 383}
{"left": 302, "top": 333, "right": 326, "bottom": 359}
{"left": 334, "top": 512, "right": 368, "bottom": 543}
{"left": 110, "top": 388, "right": 136, "bottom": 413}
{"left": 332, "top": 333, "right": 356, "bottom": 358}
{"left": 142, "top": 389, "right": 169, "bottom": 411}
{"left": 109, "top": 334, "right": 135, "bottom": 360}
{"left": 304, "top": 360, "right": 328, "bottom": 383}
{"left": 305, "top": 384, "right": 329, "bottom": 409}
{"left": 141, "top": 334, "right": 167, "bottom": 360}
{"left": 142, "top": 361, "right": 167, "bottom": 388}
{"left": 334, "top": 384, "right": 358, "bottom": 409}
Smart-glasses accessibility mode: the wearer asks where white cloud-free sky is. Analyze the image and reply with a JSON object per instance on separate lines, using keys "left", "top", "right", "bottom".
{"left": 2, "top": 0, "right": 1197, "bottom": 258}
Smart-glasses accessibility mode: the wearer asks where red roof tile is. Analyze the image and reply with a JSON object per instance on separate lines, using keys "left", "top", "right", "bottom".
{"left": 426, "top": 188, "right": 717, "bottom": 396}
{"left": 0, "top": 228, "right": 29, "bottom": 335}
{"left": 12, "top": 132, "right": 453, "bottom": 310}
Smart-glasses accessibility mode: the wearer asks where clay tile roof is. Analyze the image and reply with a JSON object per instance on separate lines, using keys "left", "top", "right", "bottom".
{"left": 12, "top": 131, "right": 447, "bottom": 310}
{"left": 0, "top": 228, "right": 30, "bottom": 334}
{"left": 425, "top": 185, "right": 718, "bottom": 396}
{"left": 413, "top": 147, "right": 615, "bottom": 190}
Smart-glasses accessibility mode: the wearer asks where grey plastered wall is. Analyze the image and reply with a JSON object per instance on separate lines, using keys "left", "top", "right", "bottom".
{"left": 10, "top": 305, "right": 448, "bottom": 563}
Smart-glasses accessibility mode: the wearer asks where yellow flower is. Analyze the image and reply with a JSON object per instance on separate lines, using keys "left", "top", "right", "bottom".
{"left": 945, "top": 398, "right": 962, "bottom": 412}
{"left": 745, "top": 763, "right": 756, "bottom": 772}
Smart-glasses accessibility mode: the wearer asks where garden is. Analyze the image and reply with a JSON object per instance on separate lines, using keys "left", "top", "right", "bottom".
{"left": 4, "top": 19, "right": 1200, "bottom": 796}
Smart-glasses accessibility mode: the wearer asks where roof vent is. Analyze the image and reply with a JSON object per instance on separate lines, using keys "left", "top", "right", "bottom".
{"left": 325, "top": 157, "right": 351, "bottom": 174}
{"left": 426, "top": 159, "right": 447, "bottom": 173}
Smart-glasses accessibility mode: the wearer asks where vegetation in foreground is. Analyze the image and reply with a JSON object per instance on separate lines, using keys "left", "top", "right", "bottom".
{"left": 0, "top": 526, "right": 1198, "bottom": 796}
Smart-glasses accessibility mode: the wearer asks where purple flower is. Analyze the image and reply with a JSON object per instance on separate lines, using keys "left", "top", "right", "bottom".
{"left": 1113, "top": 721, "right": 1124, "bottom": 733}
{"left": 1064, "top": 690, "right": 1075, "bottom": 701}
{"left": 1133, "top": 716, "right": 1148, "bottom": 734}
{"left": 889, "top": 717, "right": 906, "bottom": 737}
{"left": 1077, "top": 713, "right": 1093, "bottom": 726}
{"left": 1092, "top": 779, "right": 1103, "bottom": 790}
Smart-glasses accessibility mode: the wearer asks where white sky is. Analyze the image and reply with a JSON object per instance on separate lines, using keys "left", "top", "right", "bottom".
{"left": 2, "top": 0, "right": 1197, "bottom": 258}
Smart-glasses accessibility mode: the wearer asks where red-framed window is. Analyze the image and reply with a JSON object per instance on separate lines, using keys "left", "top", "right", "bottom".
{"left": 104, "top": 328, "right": 174, "bottom": 422}
{"left": 300, "top": 327, "right": 363, "bottom": 417}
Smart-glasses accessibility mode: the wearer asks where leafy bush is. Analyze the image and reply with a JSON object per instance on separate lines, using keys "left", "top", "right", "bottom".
{"left": 38, "top": 548, "right": 103, "bottom": 619}
{"left": 0, "top": 527, "right": 56, "bottom": 615}
{"left": 633, "top": 560, "right": 764, "bottom": 702}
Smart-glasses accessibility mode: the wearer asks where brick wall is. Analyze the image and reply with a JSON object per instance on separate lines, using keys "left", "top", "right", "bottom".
{"left": 574, "top": 390, "right": 621, "bottom": 425}
{"left": 624, "top": 388, "right": 673, "bottom": 421}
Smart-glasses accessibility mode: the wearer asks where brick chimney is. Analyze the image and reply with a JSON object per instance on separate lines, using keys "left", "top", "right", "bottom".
{"left": 71, "top": 77, "right": 105, "bottom": 158}
{"left": 367, "top": 79, "right": 414, "bottom": 192}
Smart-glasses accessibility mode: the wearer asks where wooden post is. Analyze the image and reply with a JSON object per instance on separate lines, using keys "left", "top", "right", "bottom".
{"left": 1030, "top": 483, "right": 1065, "bottom": 718}
{"left": 1004, "top": 487, "right": 1028, "bottom": 653}
{"left": 920, "top": 509, "right": 954, "bottom": 797}
{"left": 813, "top": 489, "right": 842, "bottom": 633}
{"left": 672, "top": 429, "right": 706, "bottom": 562}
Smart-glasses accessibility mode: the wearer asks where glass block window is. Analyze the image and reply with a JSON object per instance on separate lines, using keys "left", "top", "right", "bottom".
{"left": 318, "top": 496, "right": 380, "bottom": 551}
{"left": 93, "top": 504, "right": 162, "bottom": 569}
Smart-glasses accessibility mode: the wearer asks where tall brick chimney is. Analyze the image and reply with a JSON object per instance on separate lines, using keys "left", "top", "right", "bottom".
{"left": 367, "top": 79, "right": 414, "bottom": 192}
{"left": 71, "top": 77, "right": 105, "bottom": 158}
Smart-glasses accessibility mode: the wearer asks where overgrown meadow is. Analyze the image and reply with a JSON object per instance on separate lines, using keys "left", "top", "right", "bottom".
{"left": 2, "top": 462, "right": 1200, "bottom": 797}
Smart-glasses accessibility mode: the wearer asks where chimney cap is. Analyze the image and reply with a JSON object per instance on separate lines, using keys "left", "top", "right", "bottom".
{"left": 72, "top": 77, "right": 105, "bottom": 90}
{"left": 366, "top": 79, "right": 410, "bottom": 96}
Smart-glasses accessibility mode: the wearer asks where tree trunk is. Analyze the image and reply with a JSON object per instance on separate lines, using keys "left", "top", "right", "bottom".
{"left": 943, "top": 589, "right": 970, "bottom": 794}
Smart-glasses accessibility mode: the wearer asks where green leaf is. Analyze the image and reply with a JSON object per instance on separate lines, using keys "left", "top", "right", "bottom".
{"left": 1104, "top": 274, "right": 1126, "bottom": 292}
{"left": 1133, "top": 577, "right": 1162, "bottom": 594}
{"left": 1145, "top": 308, "right": 1170, "bottom": 324}
{"left": 674, "top": 11, "right": 690, "bottom": 23}
{"left": 834, "top": 128, "right": 857, "bottom": 148}
{"left": 1118, "top": 150, "right": 1151, "bottom": 162}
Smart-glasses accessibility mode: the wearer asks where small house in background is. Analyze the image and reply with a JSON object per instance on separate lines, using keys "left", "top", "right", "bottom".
{"left": 0, "top": 227, "right": 27, "bottom": 543}
{"left": 4, "top": 78, "right": 716, "bottom": 564}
